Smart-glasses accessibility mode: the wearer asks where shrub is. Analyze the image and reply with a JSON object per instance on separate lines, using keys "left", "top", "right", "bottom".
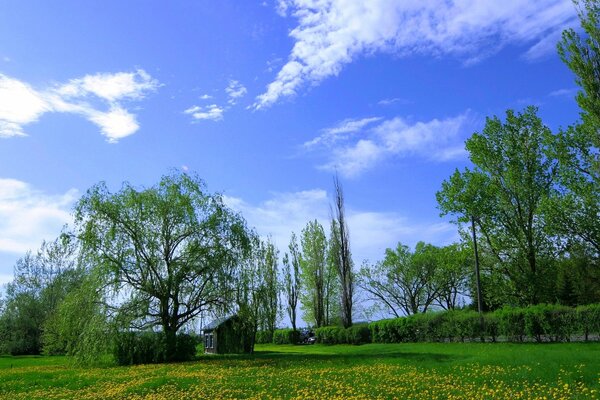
{"left": 496, "top": 307, "right": 526, "bottom": 342}
{"left": 576, "top": 304, "right": 600, "bottom": 341}
{"left": 113, "top": 331, "right": 198, "bottom": 365}
{"left": 273, "top": 329, "right": 300, "bottom": 345}
{"left": 255, "top": 330, "right": 273, "bottom": 344}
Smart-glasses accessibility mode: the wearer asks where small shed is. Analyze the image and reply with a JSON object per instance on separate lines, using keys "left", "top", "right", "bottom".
{"left": 202, "top": 315, "right": 253, "bottom": 354}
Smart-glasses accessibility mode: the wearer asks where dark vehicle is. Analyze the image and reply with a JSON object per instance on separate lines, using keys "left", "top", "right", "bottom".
{"left": 299, "top": 328, "right": 316, "bottom": 344}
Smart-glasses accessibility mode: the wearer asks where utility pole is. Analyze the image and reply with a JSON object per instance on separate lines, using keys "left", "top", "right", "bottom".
{"left": 471, "top": 216, "right": 484, "bottom": 336}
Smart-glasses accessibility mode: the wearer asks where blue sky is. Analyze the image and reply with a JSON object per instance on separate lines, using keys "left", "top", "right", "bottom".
{"left": 0, "top": 0, "right": 583, "bottom": 286}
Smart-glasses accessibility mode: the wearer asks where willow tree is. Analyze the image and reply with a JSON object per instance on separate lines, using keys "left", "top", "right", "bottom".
{"left": 74, "top": 172, "right": 252, "bottom": 359}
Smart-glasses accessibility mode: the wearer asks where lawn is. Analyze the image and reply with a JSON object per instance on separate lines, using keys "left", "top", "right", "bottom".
{"left": 0, "top": 342, "right": 598, "bottom": 399}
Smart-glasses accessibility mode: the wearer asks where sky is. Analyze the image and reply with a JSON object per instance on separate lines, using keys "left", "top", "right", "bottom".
{"left": 0, "top": 0, "right": 584, "bottom": 288}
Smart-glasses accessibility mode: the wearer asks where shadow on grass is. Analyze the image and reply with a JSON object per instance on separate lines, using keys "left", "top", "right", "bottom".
{"left": 197, "top": 347, "right": 463, "bottom": 365}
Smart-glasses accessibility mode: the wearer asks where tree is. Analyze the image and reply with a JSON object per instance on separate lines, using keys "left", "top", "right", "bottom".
{"left": 282, "top": 233, "right": 301, "bottom": 331}
{"left": 299, "top": 220, "right": 327, "bottom": 327}
{"left": 74, "top": 172, "right": 253, "bottom": 360}
{"left": 259, "top": 239, "right": 279, "bottom": 335}
{"left": 437, "top": 107, "right": 558, "bottom": 305}
{"left": 234, "top": 236, "right": 278, "bottom": 352}
{"left": 0, "top": 236, "right": 83, "bottom": 355}
{"left": 433, "top": 243, "right": 471, "bottom": 310}
{"left": 547, "top": 0, "right": 600, "bottom": 256}
{"left": 331, "top": 175, "right": 354, "bottom": 328}
{"left": 358, "top": 242, "right": 440, "bottom": 317}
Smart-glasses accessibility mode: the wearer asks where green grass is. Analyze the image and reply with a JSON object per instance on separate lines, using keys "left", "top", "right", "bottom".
{"left": 0, "top": 343, "right": 599, "bottom": 399}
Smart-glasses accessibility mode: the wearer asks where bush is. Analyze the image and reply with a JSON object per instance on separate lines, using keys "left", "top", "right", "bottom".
{"left": 577, "top": 304, "right": 600, "bottom": 341}
{"left": 273, "top": 329, "right": 300, "bottom": 345}
{"left": 113, "top": 331, "right": 198, "bottom": 365}
{"left": 255, "top": 330, "right": 273, "bottom": 344}
{"left": 496, "top": 307, "right": 526, "bottom": 342}
{"left": 315, "top": 325, "right": 370, "bottom": 345}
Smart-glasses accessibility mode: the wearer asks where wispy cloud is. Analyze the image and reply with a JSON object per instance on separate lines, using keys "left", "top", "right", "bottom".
{"left": 310, "top": 112, "right": 473, "bottom": 177}
{"left": 185, "top": 79, "right": 247, "bottom": 123}
{"left": 184, "top": 104, "right": 225, "bottom": 121}
{"left": 303, "top": 116, "right": 382, "bottom": 149}
{"left": 0, "top": 178, "right": 77, "bottom": 254}
{"left": 0, "top": 70, "right": 159, "bottom": 142}
{"left": 224, "top": 189, "right": 456, "bottom": 263}
{"left": 549, "top": 88, "right": 577, "bottom": 98}
{"left": 378, "top": 98, "right": 411, "bottom": 106}
{"left": 255, "top": 0, "right": 577, "bottom": 108}
{"left": 225, "top": 80, "right": 247, "bottom": 105}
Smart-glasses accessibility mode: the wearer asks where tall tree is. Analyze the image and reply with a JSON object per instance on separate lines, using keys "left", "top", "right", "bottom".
{"left": 548, "top": 0, "right": 600, "bottom": 256}
{"left": 74, "top": 172, "right": 253, "bottom": 359}
{"left": 331, "top": 175, "right": 354, "bottom": 328}
{"left": 437, "top": 106, "right": 558, "bottom": 305}
{"left": 299, "top": 220, "right": 327, "bottom": 327}
{"left": 282, "top": 233, "right": 301, "bottom": 331}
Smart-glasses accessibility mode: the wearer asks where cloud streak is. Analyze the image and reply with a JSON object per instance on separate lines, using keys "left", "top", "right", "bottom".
{"left": 0, "top": 178, "right": 77, "bottom": 254}
{"left": 307, "top": 112, "right": 473, "bottom": 177}
{"left": 0, "top": 70, "right": 159, "bottom": 142}
{"left": 256, "top": 0, "right": 577, "bottom": 108}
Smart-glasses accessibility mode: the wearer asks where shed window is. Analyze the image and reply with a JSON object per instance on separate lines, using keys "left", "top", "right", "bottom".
{"left": 209, "top": 334, "right": 214, "bottom": 349}
{"left": 204, "top": 334, "right": 209, "bottom": 348}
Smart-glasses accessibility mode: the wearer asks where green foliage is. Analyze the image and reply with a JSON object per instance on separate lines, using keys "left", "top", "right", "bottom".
{"left": 272, "top": 329, "right": 300, "bottom": 345}
{"left": 113, "top": 331, "right": 198, "bottom": 365}
{"left": 255, "top": 330, "right": 273, "bottom": 344}
{"left": 74, "top": 172, "right": 253, "bottom": 360}
{"left": 299, "top": 220, "right": 328, "bottom": 327}
{"left": 576, "top": 304, "right": 600, "bottom": 341}
{"left": 437, "top": 106, "right": 558, "bottom": 305}
{"left": 369, "top": 304, "right": 600, "bottom": 344}
{"left": 315, "top": 324, "right": 371, "bottom": 345}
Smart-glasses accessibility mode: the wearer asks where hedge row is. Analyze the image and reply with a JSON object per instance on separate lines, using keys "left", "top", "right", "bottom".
{"left": 113, "top": 332, "right": 198, "bottom": 365}
{"left": 369, "top": 304, "right": 600, "bottom": 344}
{"left": 273, "top": 329, "right": 301, "bottom": 345}
{"left": 315, "top": 324, "right": 371, "bottom": 345}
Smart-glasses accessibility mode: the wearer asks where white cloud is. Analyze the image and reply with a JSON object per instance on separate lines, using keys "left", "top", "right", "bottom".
{"left": 0, "top": 70, "right": 159, "bottom": 141}
{"left": 0, "top": 74, "right": 51, "bottom": 137}
{"left": 256, "top": 0, "right": 577, "bottom": 108}
{"left": 87, "top": 107, "right": 139, "bottom": 142}
{"left": 314, "top": 112, "right": 471, "bottom": 177}
{"left": 224, "top": 189, "right": 456, "bottom": 263}
{"left": 184, "top": 104, "right": 225, "bottom": 121}
{"left": 225, "top": 80, "right": 247, "bottom": 105}
{"left": 57, "top": 69, "right": 159, "bottom": 102}
{"left": 0, "top": 178, "right": 77, "bottom": 254}
{"left": 200, "top": 94, "right": 213, "bottom": 100}
{"left": 303, "top": 116, "right": 381, "bottom": 149}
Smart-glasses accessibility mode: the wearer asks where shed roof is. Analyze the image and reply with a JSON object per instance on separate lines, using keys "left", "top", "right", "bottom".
{"left": 203, "top": 315, "right": 235, "bottom": 331}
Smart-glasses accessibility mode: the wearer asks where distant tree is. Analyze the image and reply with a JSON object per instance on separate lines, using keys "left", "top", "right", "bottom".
{"left": 74, "top": 172, "right": 253, "bottom": 360}
{"left": 433, "top": 243, "right": 471, "bottom": 310}
{"left": 0, "top": 236, "right": 83, "bottom": 355}
{"left": 299, "top": 220, "right": 327, "bottom": 327}
{"left": 437, "top": 107, "right": 558, "bottom": 305}
{"left": 331, "top": 175, "right": 354, "bottom": 328}
{"left": 358, "top": 242, "right": 440, "bottom": 317}
{"left": 282, "top": 233, "right": 301, "bottom": 331}
{"left": 325, "top": 221, "right": 342, "bottom": 325}
{"left": 259, "top": 239, "right": 279, "bottom": 335}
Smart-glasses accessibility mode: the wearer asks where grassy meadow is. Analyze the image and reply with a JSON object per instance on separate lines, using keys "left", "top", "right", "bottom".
{"left": 0, "top": 342, "right": 598, "bottom": 399}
